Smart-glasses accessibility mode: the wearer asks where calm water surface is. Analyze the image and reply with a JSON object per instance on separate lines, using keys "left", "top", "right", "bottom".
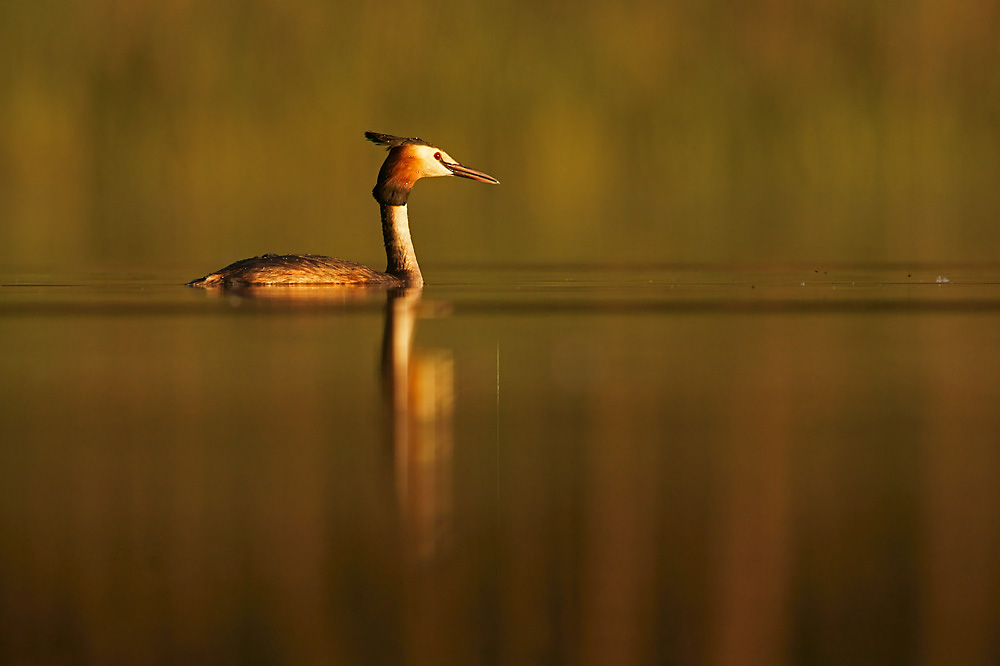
{"left": 2, "top": 265, "right": 999, "bottom": 665}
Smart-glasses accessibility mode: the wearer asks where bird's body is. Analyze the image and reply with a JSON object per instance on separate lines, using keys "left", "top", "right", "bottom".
{"left": 187, "top": 253, "right": 400, "bottom": 287}
{"left": 188, "top": 132, "right": 498, "bottom": 288}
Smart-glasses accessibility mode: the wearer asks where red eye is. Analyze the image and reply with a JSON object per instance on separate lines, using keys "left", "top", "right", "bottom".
{"left": 434, "top": 152, "right": 442, "bottom": 160}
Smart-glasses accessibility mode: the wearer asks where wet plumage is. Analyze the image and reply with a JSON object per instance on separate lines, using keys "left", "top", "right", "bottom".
{"left": 188, "top": 254, "right": 400, "bottom": 287}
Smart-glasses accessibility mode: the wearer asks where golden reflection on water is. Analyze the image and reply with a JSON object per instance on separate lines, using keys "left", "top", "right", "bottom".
{"left": 191, "top": 284, "right": 457, "bottom": 563}
{"left": 380, "top": 288, "right": 454, "bottom": 562}
{"left": 0, "top": 271, "right": 999, "bottom": 664}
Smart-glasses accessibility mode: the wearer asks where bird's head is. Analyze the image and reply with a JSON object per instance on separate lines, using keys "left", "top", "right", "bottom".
{"left": 366, "top": 131, "right": 499, "bottom": 206}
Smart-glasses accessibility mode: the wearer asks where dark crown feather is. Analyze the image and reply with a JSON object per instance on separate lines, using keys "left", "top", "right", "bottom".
{"left": 364, "top": 131, "right": 433, "bottom": 149}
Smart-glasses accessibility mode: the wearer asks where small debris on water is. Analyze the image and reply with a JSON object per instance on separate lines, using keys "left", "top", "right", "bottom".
{"left": 935, "top": 275, "right": 950, "bottom": 283}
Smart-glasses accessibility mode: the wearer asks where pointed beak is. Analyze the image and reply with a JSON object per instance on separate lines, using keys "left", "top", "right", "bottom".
{"left": 443, "top": 160, "right": 500, "bottom": 184}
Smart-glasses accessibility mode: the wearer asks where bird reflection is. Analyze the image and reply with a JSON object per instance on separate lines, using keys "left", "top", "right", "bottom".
{"left": 381, "top": 287, "right": 455, "bottom": 560}
{"left": 199, "top": 283, "right": 456, "bottom": 560}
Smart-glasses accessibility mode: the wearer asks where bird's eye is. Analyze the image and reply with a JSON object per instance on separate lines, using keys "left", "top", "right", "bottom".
{"left": 434, "top": 152, "right": 442, "bottom": 161}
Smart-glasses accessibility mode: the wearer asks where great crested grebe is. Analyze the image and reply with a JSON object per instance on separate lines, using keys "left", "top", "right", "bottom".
{"left": 187, "top": 131, "right": 499, "bottom": 288}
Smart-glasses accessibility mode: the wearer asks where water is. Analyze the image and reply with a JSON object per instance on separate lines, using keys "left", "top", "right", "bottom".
{"left": 2, "top": 265, "right": 999, "bottom": 665}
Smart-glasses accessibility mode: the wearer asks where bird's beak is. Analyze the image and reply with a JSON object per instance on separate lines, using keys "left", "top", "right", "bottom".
{"left": 443, "top": 160, "right": 500, "bottom": 184}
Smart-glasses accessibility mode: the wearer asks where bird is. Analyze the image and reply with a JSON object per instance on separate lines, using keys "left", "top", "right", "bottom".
{"left": 187, "top": 131, "right": 499, "bottom": 288}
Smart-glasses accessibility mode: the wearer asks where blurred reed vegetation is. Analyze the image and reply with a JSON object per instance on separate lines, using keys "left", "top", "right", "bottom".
{"left": 1, "top": 0, "right": 998, "bottom": 274}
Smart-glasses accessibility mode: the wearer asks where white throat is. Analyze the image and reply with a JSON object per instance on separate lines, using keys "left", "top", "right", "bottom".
{"left": 381, "top": 203, "right": 423, "bottom": 286}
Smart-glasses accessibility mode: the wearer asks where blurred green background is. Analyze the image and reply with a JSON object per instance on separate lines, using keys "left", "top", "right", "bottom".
{"left": 2, "top": 0, "right": 998, "bottom": 276}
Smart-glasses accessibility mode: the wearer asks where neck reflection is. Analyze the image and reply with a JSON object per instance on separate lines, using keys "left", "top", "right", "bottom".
{"left": 381, "top": 287, "right": 454, "bottom": 560}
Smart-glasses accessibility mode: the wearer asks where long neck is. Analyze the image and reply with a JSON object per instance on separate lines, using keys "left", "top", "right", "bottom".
{"left": 381, "top": 203, "right": 423, "bottom": 286}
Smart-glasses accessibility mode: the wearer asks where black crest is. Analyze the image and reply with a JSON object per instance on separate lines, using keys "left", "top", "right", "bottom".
{"left": 365, "top": 131, "right": 433, "bottom": 149}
